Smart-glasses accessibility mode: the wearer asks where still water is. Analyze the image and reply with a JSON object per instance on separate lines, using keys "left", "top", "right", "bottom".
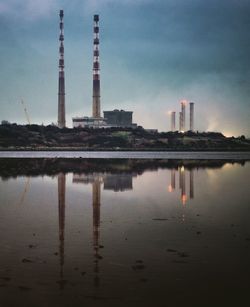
{"left": 0, "top": 159, "right": 250, "bottom": 307}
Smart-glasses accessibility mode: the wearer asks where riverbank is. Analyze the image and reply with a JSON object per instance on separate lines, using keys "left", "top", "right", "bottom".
{"left": 1, "top": 151, "right": 250, "bottom": 159}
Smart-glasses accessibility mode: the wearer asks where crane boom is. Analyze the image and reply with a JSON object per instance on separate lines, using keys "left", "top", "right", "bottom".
{"left": 20, "top": 99, "right": 31, "bottom": 125}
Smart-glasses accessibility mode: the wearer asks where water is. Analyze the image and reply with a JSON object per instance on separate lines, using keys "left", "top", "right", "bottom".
{"left": 0, "top": 150, "right": 250, "bottom": 159}
{"left": 0, "top": 159, "right": 250, "bottom": 307}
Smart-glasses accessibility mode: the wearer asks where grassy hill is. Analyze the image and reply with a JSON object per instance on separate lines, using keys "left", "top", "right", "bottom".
{"left": 0, "top": 123, "right": 249, "bottom": 151}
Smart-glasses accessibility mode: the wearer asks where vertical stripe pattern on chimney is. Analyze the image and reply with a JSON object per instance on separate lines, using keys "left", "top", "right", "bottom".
{"left": 92, "top": 15, "right": 101, "bottom": 118}
{"left": 58, "top": 10, "right": 66, "bottom": 128}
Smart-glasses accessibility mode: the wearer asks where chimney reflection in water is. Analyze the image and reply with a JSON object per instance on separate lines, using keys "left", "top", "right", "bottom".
{"left": 57, "top": 170, "right": 194, "bottom": 289}
{"left": 190, "top": 169, "right": 194, "bottom": 199}
{"left": 180, "top": 166, "right": 186, "bottom": 206}
{"left": 57, "top": 173, "right": 103, "bottom": 290}
{"left": 57, "top": 173, "right": 66, "bottom": 289}
{"left": 92, "top": 178, "right": 102, "bottom": 288}
{"left": 169, "top": 167, "right": 194, "bottom": 206}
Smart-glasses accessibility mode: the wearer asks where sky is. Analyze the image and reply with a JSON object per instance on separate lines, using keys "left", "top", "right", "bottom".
{"left": 0, "top": 0, "right": 249, "bottom": 136}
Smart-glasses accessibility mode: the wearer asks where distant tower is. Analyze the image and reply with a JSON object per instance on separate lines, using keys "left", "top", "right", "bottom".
{"left": 179, "top": 112, "right": 182, "bottom": 132}
{"left": 58, "top": 10, "right": 66, "bottom": 128}
{"left": 92, "top": 15, "right": 101, "bottom": 118}
{"left": 181, "top": 101, "right": 186, "bottom": 132}
{"left": 189, "top": 102, "right": 194, "bottom": 131}
{"left": 171, "top": 111, "right": 176, "bottom": 131}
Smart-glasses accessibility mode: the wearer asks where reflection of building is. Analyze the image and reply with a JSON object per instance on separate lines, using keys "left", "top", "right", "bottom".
{"left": 103, "top": 174, "right": 133, "bottom": 192}
{"left": 73, "top": 173, "right": 134, "bottom": 192}
{"left": 57, "top": 173, "right": 66, "bottom": 289}
{"left": 168, "top": 167, "right": 194, "bottom": 205}
{"left": 73, "top": 173, "right": 103, "bottom": 184}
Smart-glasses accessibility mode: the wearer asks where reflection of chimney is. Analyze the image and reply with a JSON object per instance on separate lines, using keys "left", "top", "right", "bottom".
{"left": 92, "top": 179, "right": 101, "bottom": 250}
{"left": 180, "top": 166, "right": 186, "bottom": 205}
{"left": 92, "top": 178, "right": 101, "bottom": 287}
{"left": 169, "top": 169, "right": 175, "bottom": 192}
{"left": 179, "top": 167, "right": 182, "bottom": 189}
{"left": 189, "top": 169, "right": 194, "bottom": 199}
{"left": 58, "top": 173, "right": 66, "bottom": 289}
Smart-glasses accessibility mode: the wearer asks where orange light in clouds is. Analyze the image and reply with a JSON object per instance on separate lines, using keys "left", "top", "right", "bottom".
{"left": 180, "top": 99, "right": 188, "bottom": 105}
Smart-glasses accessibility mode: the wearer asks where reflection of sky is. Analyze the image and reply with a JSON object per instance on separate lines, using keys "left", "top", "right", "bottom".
{"left": 0, "top": 162, "right": 250, "bottom": 303}
{"left": 0, "top": 0, "right": 250, "bottom": 136}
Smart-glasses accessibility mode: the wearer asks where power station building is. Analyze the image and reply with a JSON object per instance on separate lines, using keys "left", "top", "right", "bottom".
{"left": 103, "top": 110, "right": 135, "bottom": 127}
{"left": 72, "top": 116, "right": 107, "bottom": 128}
{"left": 73, "top": 110, "right": 136, "bottom": 128}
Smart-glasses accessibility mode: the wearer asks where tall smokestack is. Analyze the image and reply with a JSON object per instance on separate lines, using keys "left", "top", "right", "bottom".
{"left": 190, "top": 102, "right": 194, "bottom": 131}
{"left": 171, "top": 111, "right": 176, "bottom": 131}
{"left": 92, "top": 14, "right": 101, "bottom": 118}
{"left": 58, "top": 10, "right": 66, "bottom": 128}
{"left": 181, "top": 101, "right": 186, "bottom": 132}
{"left": 179, "top": 112, "right": 182, "bottom": 132}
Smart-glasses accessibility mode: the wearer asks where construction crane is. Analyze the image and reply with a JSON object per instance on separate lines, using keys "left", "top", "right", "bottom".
{"left": 20, "top": 99, "right": 31, "bottom": 125}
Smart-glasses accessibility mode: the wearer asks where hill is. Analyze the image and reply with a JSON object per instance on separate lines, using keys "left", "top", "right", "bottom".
{"left": 0, "top": 123, "right": 249, "bottom": 151}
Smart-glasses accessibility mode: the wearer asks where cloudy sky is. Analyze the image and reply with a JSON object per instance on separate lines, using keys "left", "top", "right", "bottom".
{"left": 0, "top": 0, "right": 249, "bottom": 136}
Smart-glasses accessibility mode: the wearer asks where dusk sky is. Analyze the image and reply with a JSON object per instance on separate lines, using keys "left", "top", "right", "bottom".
{"left": 0, "top": 0, "right": 249, "bottom": 136}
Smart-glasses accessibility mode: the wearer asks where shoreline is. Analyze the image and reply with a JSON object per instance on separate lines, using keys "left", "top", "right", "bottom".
{"left": 0, "top": 151, "right": 250, "bottom": 160}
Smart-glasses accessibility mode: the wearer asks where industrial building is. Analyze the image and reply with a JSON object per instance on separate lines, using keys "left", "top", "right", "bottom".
{"left": 55, "top": 11, "right": 197, "bottom": 132}
{"left": 73, "top": 111, "right": 136, "bottom": 128}
{"left": 103, "top": 109, "right": 136, "bottom": 127}
{"left": 72, "top": 116, "right": 107, "bottom": 128}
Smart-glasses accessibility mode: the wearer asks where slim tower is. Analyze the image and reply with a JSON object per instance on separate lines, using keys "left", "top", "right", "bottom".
{"left": 190, "top": 102, "right": 194, "bottom": 131}
{"left": 179, "top": 112, "right": 182, "bottom": 132}
{"left": 58, "top": 10, "right": 66, "bottom": 128}
{"left": 171, "top": 111, "right": 176, "bottom": 132}
{"left": 92, "top": 15, "right": 101, "bottom": 118}
{"left": 181, "top": 101, "right": 186, "bottom": 132}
